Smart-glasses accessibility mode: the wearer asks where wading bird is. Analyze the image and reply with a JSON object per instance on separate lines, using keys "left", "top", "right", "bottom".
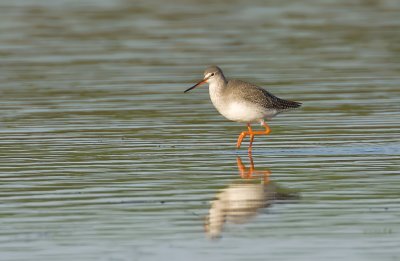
{"left": 184, "top": 66, "right": 301, "bottom": 152}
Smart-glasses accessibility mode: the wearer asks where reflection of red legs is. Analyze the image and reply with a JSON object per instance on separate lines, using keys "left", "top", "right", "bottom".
{"left": 236, "top": 121, "right": 271, "bottom": 153}
{"left": 236, "top": 153, "right": 271, "bottom": 183}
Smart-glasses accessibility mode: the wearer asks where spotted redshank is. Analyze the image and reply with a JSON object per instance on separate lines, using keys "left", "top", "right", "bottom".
{"left": 184, "top": 66, "right": 301, "bottom": 152}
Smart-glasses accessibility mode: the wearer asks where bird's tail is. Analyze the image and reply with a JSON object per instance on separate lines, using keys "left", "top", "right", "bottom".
{"left": 277, "top": 98, "right": 302, "bottom": 110}
{"left": 288, "top": 100, "right": 302, "bottom": 108}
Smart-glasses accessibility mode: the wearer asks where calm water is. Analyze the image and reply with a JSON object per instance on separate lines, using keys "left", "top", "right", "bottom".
{"left": 1, "top": 0, "right": 400, "bottom": 260}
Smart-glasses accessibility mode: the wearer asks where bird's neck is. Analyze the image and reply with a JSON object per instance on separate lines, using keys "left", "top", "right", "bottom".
{"left": 209, "top": 77, "right": 227, "bottom": 97}
{"left": 209, "top": 77, "right": 228, "bottom": 108}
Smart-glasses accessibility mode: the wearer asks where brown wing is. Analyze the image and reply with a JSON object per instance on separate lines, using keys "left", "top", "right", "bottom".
{"left": 225, "top": 80, "right": 302, "bottom": 110}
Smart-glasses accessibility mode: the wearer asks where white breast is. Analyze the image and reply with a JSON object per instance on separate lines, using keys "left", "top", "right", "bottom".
{"left": 208, "top": 82, "right": 277, "bottom": 123}
{"left": 223, "top": 101, "right": 268, "bottom": 123}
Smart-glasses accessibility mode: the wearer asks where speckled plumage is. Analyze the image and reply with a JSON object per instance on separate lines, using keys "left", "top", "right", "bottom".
{"left": 184, "top": 65, "right": 302, "bottom": 150}
{"left": 186, "top": 65, "right": 302, "bottom": 123}
{"left": 224, "top": 79, "right": 302, "bottom": 111}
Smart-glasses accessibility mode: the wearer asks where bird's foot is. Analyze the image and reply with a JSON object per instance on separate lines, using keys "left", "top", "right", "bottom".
{"left": 236, "top": 122, "right": 271, "bottom": 151}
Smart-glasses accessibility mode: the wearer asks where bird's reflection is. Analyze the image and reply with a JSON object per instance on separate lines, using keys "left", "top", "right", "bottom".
{"left": 204, "top": 153, "right": 298, "bottom": 239}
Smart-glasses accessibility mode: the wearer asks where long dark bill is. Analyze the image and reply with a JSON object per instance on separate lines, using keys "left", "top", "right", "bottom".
{"left": 184, "top": 78, "right": 208, "bottom": 93}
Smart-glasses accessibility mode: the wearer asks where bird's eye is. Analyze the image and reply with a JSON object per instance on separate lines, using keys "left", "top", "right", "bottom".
{"left": 211, "top": 73, "right": 215, "bottom": 76}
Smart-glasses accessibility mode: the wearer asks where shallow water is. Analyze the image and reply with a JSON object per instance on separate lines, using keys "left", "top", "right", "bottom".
{"left": 1, "top": 0, "right": 400, "bottom": 260}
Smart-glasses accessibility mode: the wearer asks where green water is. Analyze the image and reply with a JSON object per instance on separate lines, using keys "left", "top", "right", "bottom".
{"left": 1, "top": 0, "right": 400, "bottom": 260}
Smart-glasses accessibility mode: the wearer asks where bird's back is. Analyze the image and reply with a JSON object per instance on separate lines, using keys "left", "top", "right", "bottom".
{"left": 225, "top": 79, "right": 301, "bottom": 111}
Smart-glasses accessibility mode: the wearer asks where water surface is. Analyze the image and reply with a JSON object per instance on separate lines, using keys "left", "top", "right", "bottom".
{"left": 1, "top": 0, "right": 400, "bottom": 260}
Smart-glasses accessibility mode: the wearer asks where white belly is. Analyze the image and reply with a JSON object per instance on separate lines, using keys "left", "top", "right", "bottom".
{"left": 216, "top": 101, "right": 277, "bottom": 123}
{"left": 208, "top": 82, "right": 277, "bottom": 123}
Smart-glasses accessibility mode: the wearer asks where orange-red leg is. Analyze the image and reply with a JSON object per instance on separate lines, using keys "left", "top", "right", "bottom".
{"left": 236, "top": 131, "right": 248, "bottom": 148}
{"left": 236, "top": 123, "right": 252, "bottom": 149}
{"left": 248, "top": 134, "right": 255, "bottom": 153}
{"left": 236, "top": 121, "right": 271, "bottom": 151}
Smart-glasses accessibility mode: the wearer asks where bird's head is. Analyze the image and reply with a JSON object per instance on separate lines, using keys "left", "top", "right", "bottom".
{"left": 184, "top": 65, "right": 224, "bottom": 93}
